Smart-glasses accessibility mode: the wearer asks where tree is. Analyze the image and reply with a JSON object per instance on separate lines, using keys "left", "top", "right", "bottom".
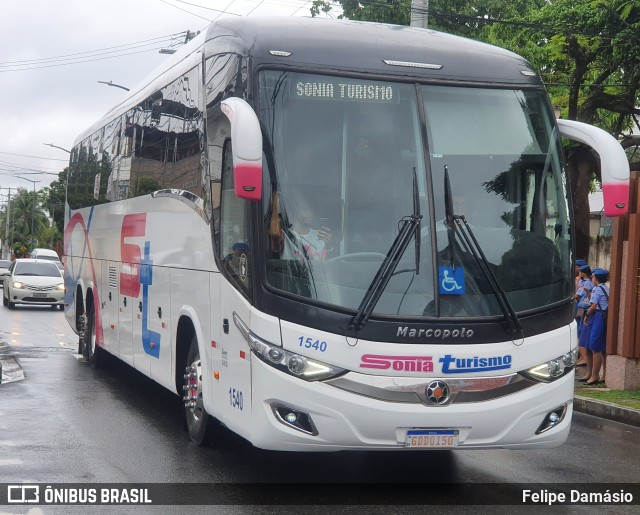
{"left": 311, "top": 0, "right": 411, "bottom": 23}
{"left": 3, "top": 187, "right": 49, "bottom": 251}
{"left": 484, "top": 0, "right": 639, "bottom": 257}
{"left": 47, "top": 169, "right": 69, "bottom": 236}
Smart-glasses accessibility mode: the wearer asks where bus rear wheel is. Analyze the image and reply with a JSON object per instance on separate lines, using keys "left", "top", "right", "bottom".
{"left": 184, "top": 336, "right": 210, "bottom": 445}
{"left": 83, "top": 309, "right": 105, "bottom": 368}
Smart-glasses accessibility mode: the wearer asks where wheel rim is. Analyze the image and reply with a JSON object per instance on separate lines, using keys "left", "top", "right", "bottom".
{"left": 90, "top": 316, "right": 96, "bottom": 356}
{"left": 183, "top": 358, "right": 204, "bottom": 423}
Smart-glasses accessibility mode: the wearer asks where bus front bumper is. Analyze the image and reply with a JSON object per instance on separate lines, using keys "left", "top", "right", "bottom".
{"left": 248, "top": 358, "right": 574, "bottom": 452}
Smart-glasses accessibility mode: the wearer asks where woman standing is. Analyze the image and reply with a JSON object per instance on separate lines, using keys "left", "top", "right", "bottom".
{"left": 582, "top": 268, "right": 610, "bottom": 386}
{"left": 574, "top": 264, "right": 593, "bottom": 367}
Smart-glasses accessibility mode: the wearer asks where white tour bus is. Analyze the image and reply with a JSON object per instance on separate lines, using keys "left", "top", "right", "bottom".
{"left": 64, "top": 17, "right": 630, "bottom": 451}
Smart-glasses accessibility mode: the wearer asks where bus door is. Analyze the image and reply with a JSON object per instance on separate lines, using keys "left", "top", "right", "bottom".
{"left": 101, "top": 261, "right": 121, "bottom": 357}
{"left": 215, "top": 138, "right": 253, "bottom": 431}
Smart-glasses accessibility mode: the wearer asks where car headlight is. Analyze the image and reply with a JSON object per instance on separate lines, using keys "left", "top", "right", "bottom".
{"left": 12, "top": 281, "right": 24, "bottom": 289}
{"left": 56, "top": 283, "right": 64, "bottom": 291}
{"left": 523, "top": 347, "right": 578, "bottom": 382}
{"left": 233, "top": 313, "right": 347, "bottom": 382}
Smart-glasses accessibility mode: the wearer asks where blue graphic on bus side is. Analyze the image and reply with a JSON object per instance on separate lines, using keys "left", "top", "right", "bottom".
{"left": 439, "top": 354, "right": 512, "bottom": 374}
{"left": 438, "top": 266, "right": 465, "bottom": 295}
{"left": 140, "top": 241, "right": 161, "bottom": 358}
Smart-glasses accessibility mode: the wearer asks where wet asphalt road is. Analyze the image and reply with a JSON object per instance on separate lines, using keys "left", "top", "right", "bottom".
{"left": 0, "top": 305, "right": 639, "bottom": 514}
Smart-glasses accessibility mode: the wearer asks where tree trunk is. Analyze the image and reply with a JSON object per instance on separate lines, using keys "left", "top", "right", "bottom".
{"left": 566, "top": 146, "right": 598, "bottom": 260}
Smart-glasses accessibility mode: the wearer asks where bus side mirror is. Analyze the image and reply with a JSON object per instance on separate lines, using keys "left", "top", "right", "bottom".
{"left": 557, "top": 119, "right": 630, "bottom": 216}
{"left": 221, "top": 97, "right": 263, "bottom": 201}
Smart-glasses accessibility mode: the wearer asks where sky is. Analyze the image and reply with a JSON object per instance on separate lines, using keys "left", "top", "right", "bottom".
{"left": 0, "top": 0, "right": 339, "bottom": 200}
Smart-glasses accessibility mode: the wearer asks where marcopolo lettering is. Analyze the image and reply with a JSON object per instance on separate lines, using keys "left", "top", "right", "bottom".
{"left": 397, "top": 326, "right": 474, "bottom": 339}
{"left": 439, "top": 354, "right": 512, "bottom": 374}
{"left": 360, "top": 354, "right": 434, "bottom": 372}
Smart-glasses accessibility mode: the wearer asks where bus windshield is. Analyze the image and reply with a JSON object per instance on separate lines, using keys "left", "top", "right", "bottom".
{"left": 259, "top": 70, "right": 573, "bottom": 319}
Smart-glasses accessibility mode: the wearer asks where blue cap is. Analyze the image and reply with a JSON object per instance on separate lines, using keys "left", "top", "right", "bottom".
{"left": 579, "top": 265, "right": 591, "bottom": 273}
{"left": 575, "top": 259, "right": 588, "bottom": 267}
{"left": 233, "top": 242, "right": 250, "bottom": 252}
{"left": 592, "top": 268, "right": 608, "bottom": 277}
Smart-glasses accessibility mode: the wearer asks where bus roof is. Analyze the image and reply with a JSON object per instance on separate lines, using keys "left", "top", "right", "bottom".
{"left": 206, "top": 16, "right": 541, "bottom": 86}
{"left": 75, "top": 17, "right": 542, "bottom": 146}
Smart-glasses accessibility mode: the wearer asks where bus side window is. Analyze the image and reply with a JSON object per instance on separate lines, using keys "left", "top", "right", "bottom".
{"left": 220, "top": 139, "right": 252, "bottom": 294}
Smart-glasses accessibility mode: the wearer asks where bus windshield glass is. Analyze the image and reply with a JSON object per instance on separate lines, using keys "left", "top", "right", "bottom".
{"left": 258, "top": 70, "right": 573, "bottom": 319}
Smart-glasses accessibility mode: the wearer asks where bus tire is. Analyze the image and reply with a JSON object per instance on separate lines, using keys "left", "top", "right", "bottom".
{"left": 83, "top": 309, "right": 105, "bottom": 368}
{"left": 184, "top": 335, "right": 210, "bottom": 445}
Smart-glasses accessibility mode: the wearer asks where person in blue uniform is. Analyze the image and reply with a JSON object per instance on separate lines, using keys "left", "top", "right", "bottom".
{"left": 574, "top": 258, "right": 588, "bottom": 294}
{"left": 581, "top": 268, "right": 609, "bottom": 386}
{"left": 574, "top": 264, "right": 593, "bottom": 368}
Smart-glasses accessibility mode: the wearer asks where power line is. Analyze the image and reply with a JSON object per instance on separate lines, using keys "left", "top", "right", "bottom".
{"left": 167, "top": 0, "right": 239, "bottom": 15}
{"left": 162, "top": 0, "right": 332, "bottom": 18}
{"left": 158, "top": 0, "right": 223, "bottom": 20}
{"left": 0, "top": 33, "right": 185, "bottom": 67}
{"left": 0, "top": 151, "right": 68, "bottom": 162}
{"left": 0, "top": 160, "right": 63, "bottom": 172}
{"left": 348, "top": 1, "right": 630, "bottom": 40}
{"left": 0, "top": 46, "right": 173, "bottom": 72}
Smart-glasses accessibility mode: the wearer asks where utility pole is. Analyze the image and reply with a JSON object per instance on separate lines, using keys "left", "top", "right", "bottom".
{"left": 16, "top": 176, "right": 40, "bottom": 248}
{"left": 5, "top": 189, "right": 10, "bottom": 259}
{"left": 160, "top": 29, "right": 199, "bottom": 54}
{"left": 0, "top": 188, "right": 11, "bottom": 259}
{"left": 410, "top": 0, "right": 429, "bottom": 29}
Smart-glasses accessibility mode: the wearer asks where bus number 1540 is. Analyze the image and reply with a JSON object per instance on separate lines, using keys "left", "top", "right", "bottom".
{"left": 298, "top": 336, "right": 327, "bottom": 352}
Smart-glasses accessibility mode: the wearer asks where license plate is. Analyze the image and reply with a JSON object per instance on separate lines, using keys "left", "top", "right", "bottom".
{"left": 405, "top": 429, "right": 459, "bottom": 448}
{"left": 33, "top": 293, "right": 48, "bottom": 298}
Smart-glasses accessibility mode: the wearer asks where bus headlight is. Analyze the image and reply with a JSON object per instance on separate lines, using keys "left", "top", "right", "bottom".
{"left": 233, "top": 313, "right": 347, "bottom": 382}
{"left": 523, "top": 348, "right": 578, "bottom": 382}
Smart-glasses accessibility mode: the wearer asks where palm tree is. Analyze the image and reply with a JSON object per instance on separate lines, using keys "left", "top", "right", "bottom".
{"left": 4, "top": 187, "right": 49, "bottom": 249}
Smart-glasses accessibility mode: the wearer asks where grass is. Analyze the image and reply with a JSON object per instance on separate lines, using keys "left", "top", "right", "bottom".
{"left": 575, "top": 387, "right": 640, "bottom": 410}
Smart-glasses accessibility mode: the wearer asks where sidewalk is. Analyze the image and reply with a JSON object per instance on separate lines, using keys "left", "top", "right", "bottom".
{"left": 573, "top": 384, "right": 640, "bottom": 428}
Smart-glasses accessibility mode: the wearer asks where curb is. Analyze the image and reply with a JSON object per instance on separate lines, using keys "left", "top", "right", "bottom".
{"left": 573, "top": 395, "right": 640, "bottom": 428}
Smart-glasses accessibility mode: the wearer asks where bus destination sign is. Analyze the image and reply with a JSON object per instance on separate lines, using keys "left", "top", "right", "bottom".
{"left": 293, "top": 75, "right": 398, "bottom": 103}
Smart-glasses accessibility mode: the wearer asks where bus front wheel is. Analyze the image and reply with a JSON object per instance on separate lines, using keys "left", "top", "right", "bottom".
{"left": 184, "top": 336, "right": 210, "bottom": 445}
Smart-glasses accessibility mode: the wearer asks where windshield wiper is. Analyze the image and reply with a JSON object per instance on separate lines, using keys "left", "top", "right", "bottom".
{"left": 443, "top": 166, "right": 524, "bottom": 341}
{"left": 349, "top": 169, "right": 422, "bottom": 332}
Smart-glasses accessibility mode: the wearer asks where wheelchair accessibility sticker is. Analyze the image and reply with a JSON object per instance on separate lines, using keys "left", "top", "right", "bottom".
{"left": 438, "top": 266, "right": 465, "bottom": 295}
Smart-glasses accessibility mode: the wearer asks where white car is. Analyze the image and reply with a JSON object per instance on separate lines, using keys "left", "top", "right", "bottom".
{"left": 29, "top": 248, "right": 60, "bottom": 261}
{"left": 3, "top": 259, "right": 65, "bottom": 310}
{"left": 0, "top": 259, "right": 12, "bottom": 286}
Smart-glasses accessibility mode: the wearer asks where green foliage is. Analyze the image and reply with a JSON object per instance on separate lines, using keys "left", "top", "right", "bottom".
{"left": 134, "top": 176, "right": 161, "bottom": 196}
{"left": 311, "top": 0, "right": 411, "bottom": 24}
{"left": 576, "top": 387, "right": 640, "bottom": 410}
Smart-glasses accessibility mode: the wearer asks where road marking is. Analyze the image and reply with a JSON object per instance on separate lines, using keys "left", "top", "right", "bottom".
{"left": 0, "top": 459, "right": 22, "bottom": 465}
{"left": 0, "top": 509, "right": 45, "bottom": 515}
